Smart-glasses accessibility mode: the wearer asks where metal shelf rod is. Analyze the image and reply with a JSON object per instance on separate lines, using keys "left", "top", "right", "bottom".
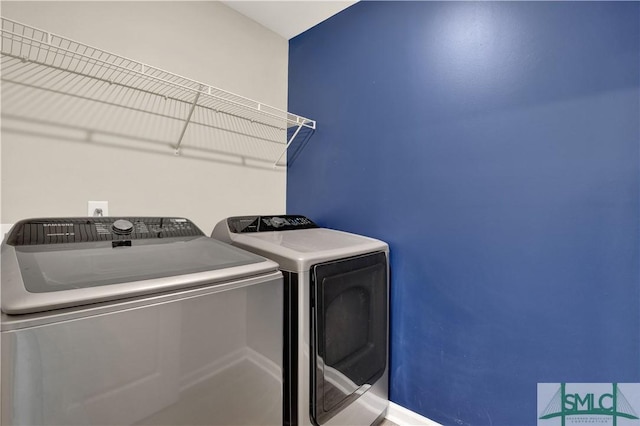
{"left": 2, "top": 50, "right": 301, "bottom": 134}
{"left": 1, "top": 16, "right": 317, "bottom": 166}
{"left": 274, "top": 123, "right": 304, "bottom": 168}
{"left": 175, "top": 89, "right": 202, "bottom": 155}
{"left": 0, "top": 20, "right": 316, "bottom": 130}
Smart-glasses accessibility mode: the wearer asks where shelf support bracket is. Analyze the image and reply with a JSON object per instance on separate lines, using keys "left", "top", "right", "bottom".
{"left": 274, "top": 124, "right": 303, "bottom": 167}
{"left": 174, "top": 89, "right": 202, "bottom": 155}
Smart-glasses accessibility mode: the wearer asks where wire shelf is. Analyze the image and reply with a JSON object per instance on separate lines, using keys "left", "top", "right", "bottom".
{"left": 0, "top": 17, "right": 316, "bottom": 167}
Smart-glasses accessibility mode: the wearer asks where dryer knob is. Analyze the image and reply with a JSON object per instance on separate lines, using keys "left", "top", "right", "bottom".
{"left": 112, "top": 219, "right": 134, "bottom": 235}
{"left": 271, "top": 217, "right": 286, "bottom": 228}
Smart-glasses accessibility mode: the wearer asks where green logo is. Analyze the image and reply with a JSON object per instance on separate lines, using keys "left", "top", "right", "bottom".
{"left": 539, "top": 383, "right": 639, "bottom": 426}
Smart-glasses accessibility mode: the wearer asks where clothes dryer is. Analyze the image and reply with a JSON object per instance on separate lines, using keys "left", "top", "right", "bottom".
{"left": 213, "top": 215, "right": 389, "bottom": 426}
{"left": 1, "top": 217, "right": 283, "bottom": 426}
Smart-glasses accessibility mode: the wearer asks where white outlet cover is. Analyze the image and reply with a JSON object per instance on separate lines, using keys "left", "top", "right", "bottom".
{"left": 88, "top": 201, "right": 109, "bottom": 217}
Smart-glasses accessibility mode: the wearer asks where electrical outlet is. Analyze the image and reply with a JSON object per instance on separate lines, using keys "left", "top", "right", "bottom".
{"left": 88, "top": 201, "right": 109, "bottom": 217}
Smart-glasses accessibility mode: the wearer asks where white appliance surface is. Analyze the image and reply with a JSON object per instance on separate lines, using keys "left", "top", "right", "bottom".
{"left": 212, "top": 215, "right": 389, "bottom": 426}
{"left": 219, "top": 227, "right": 387, "bottom": 272}
{"left": 1, "top": 217, "right": 284, "bottom": 426}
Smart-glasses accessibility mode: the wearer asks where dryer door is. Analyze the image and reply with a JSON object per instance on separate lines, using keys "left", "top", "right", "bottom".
{"left": 311, "top": 251, "right": 387, "bottom": 425}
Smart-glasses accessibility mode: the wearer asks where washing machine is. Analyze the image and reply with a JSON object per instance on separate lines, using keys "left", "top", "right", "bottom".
{"left": 213, "top": 215, "right": 389, "bottom": 426}
{"left": 1, "top": 217, "right": 284, "bottom": 426}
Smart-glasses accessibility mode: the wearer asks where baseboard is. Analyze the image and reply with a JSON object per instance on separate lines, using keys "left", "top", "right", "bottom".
{"left": 180, "top": 347, "right": 281, "bottom": 392}
{"left": 180, "top": 348, "right": 247, "bottom": 391}
{"left": 386, "top": 402, "right": 443, "bottom": 426}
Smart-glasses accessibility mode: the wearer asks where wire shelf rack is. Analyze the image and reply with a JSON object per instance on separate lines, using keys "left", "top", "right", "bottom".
{"left": 0, "top": 17, "right": 316, "bottom": 167}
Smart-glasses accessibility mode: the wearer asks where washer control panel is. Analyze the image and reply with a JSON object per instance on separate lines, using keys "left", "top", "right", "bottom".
{"left": 227, "top": 215, "right": 318, "bottom": 233}
{"left": 112, "top": 219, "right": 134, "bottom": 235}
{"left": 7, "top": 217, "right": 204, "bottom": 246}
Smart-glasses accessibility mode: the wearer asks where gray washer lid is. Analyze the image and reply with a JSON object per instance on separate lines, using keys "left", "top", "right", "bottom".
{"left": 225, "top": 228, "right": 388, "bottom": 272}
{"left": 2, "top": 236, "right": 279, "bottom": 314}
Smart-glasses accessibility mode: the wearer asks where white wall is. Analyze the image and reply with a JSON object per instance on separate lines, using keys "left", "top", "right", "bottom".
{"left": 1, "top": 1, "right": 288, "bottom": 234}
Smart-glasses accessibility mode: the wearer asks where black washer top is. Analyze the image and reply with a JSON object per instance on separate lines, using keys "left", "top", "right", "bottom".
{"left": 227, "top": 215, "right": 318, "bottom": 233}
{"left": 6, "top": 217, "right": 204, "bottom": 246}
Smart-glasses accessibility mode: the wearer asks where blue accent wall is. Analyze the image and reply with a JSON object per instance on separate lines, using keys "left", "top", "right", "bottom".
{"left": 287, "top": 2, "right": 640, "bottom": 425}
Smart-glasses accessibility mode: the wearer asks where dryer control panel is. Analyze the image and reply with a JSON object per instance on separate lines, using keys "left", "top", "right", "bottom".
{"left": 6, "top": 217, "right": 204, "bottom": 246}
{"left": 227, "top": 215, "right": 318, "bottom": 233}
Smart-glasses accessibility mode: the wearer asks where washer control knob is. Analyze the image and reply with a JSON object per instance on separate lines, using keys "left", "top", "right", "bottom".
{"left": 271, "top": 217, "right": 286, "bottom": 228}
{"left": 112, "top": 219, "right": 134, "bottom": 235}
